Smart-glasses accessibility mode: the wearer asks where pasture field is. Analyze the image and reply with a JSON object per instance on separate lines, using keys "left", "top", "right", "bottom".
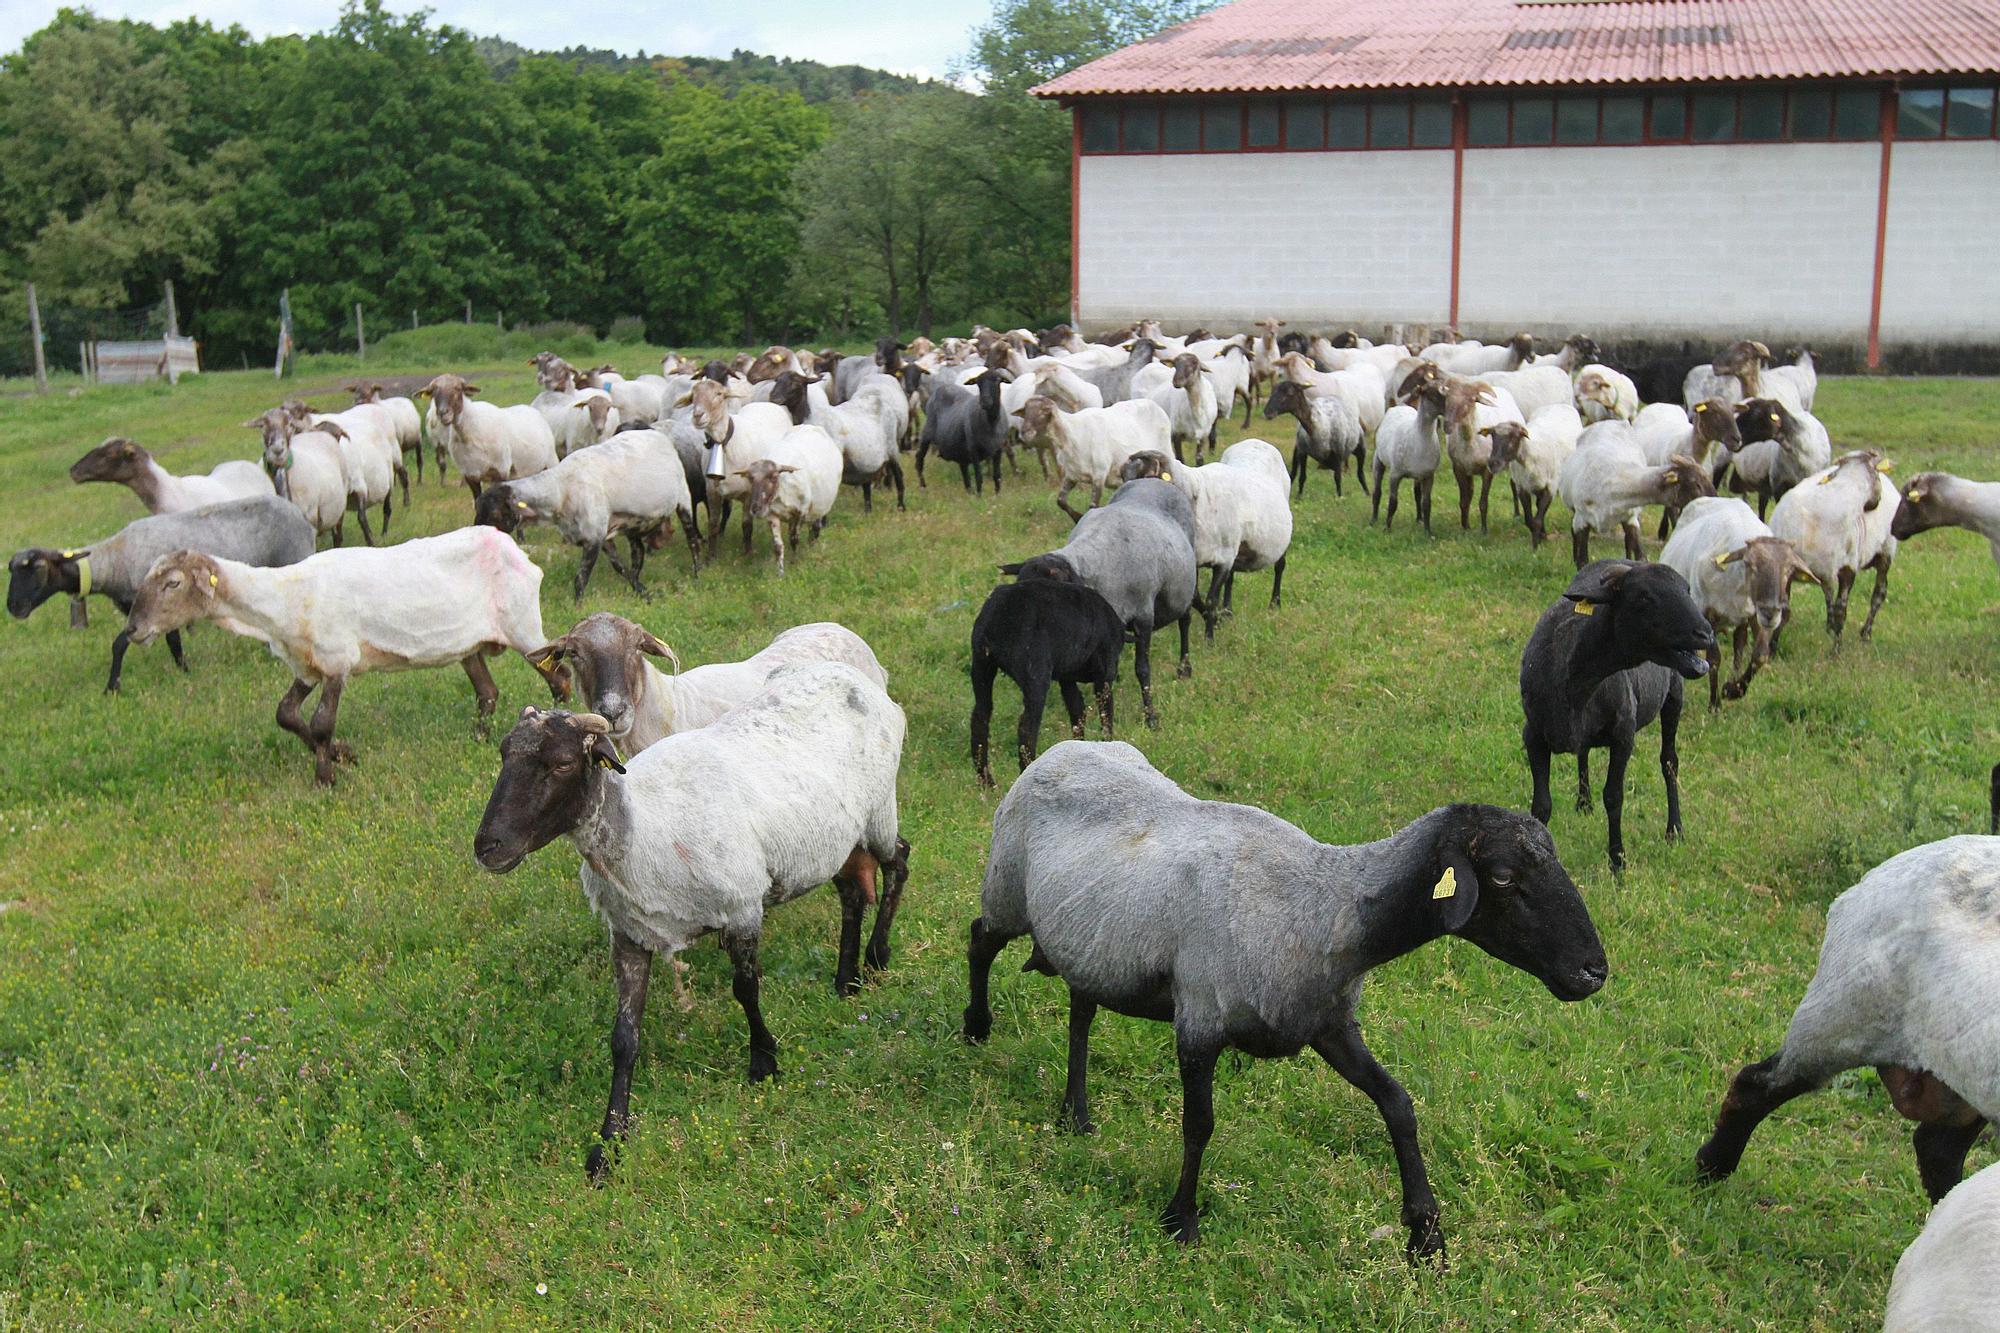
{"left": 0, "top": 348, "right": 1995, "bottom": 1329}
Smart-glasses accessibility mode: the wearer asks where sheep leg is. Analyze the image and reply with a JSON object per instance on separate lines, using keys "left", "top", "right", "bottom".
{"left": 585, "top": 930, "right": 652, "bottom": 1184}
{"left": 1055, "top": 478, "right": 1084, "bottom": 522}
{"left": 888, "top": 458, "right": 907, "bottom": 511}
{"left": 1381, "top": 476, "right": 1400, "bottom": 531}
{"left": 611, "top": 535, "right": 651, "bottom": 601}
{"left": 165, "top": 628, "right": 190, "bottom": 674}
{"left": 970, "top": 655, "right": 1001, "bottom": 788}
{"left": 1571, "top": 527, "right": 1590, "bottom": 570}
{"left": 1830, "top": 568, "right": 1855, "bottom": 640}
{"left": 831, "top": 854, "right": 873, "bottom": 997}
{"left": 743, "top": 508, "right": 756, "bottom": 558}
{"left": 1268, "top": 554, "right": 1286, "bottom": 610}
{"left": 307, "top": 676, "right": 350, "bottom": 787}
{"left": 1857, "top": 554, "right": 1890, "bottom": 641}
{"left": 1059, "top": 990, "right": 1097, "bottom": 1135}
{"left": 1094, "top": 679, "right": 1115, "bottom": 739}
{"left": 1314, "top": 1022, "right": 1443, "bottom": 1262}
{"left": 1706, "top": 634, "right": 1724, "bottom": 711}
{"left": 1354, "top": 447, "right": 1368, "bottom": 497}
{"left": 769, "top": 518, "right": 787, "bottom": 576}
{"left": 462, "top": 653, "right": 499, "bottom": 737}
{"left": 992, "top": 453, "right": 1004, "bottom": 495}
{"left": 1370, "top": 463, "right": 1387, "bottom": 523}
{"left": 1454, "top": 468, "right": 1473, "bottom": 530}
{"left": 723, "top": 929, "right": 778, "bottom": 1083}
{"left": 1202, "top": 566, "right": 1226, "bottom": 641}
{"left": 1175, "top": 611, "right": 1194, "bottom": 680}
{"left": 680, "top": 510, "right": 704, "bottom": 578}
{"left": 1134, "top": 621, "right": 1159, "bottom": 729}
{"left": 1016, "top": 675, "right": 1049, "bottom": 773}
{"left": 275, "top": 678, "right": 316, "bottom": 752}
{"left": 352, "top": 496, "right": 376, "bottom": 547}
{"left": 1060, "top": 679, "right": 1087, "bottom": 739}
{"left": 1161, "top": 1037, "right": 1219, "bottom": 1245}
{"left": 1477, "top": 473, "right": 1493, "bottom": 533}
{"left": 961, "top": 916, "right": 1015, "bottom": 1043}
{"left": 395, "top": 462, "right": 410, "bottom": 507}
{"left": 1913, "top": 1115, "right": 1988, "bottom": 1203}
{"left": 1531, "top": 492, "right": 1553, "bottom": 549}
{"left": 1695, "top": 1053, "right": 1829, "bottom": 1184}
{"left": 1418, "top": 477, "right": 1435, "bottom": 535}
{"left": 1660, "top": 685, "right": 1685, "bottom": 842}
{"left": 860, "top": 481, "right": 873, "bottom": 515}
{"left": 1239, "top": 390, "right": 1251, "bottom": 430}
{"left": 379, "top": 487, "right": 393, "bottom": 539}
{"left": 1526, "top": 732, "right": 1554, "bottom": 826}
{"left": 1621, "top": 520, "right": 1643, "bottom": 561}
{"left": 465, "top": 478, "right": 482, "bottom": 503}
{"left": 1035, "top": 447, "right": 1049, "bottom": 480}
{"left": 1602, "top": 732, "right": 1633, "bottom": 871}
{"left": 960, "top": 462, "right": 975, "bottom": 494}
{"left": 915, "top": 440, "right": 930, "bottom": 487}
{"left": 104, "top": 629, "right": 134, "bottom": 694}
{"left": 1575, "top": 751, "right": 1593, "bottom": 814}
{"left": 574, "top": 543, "right": 603, "bottom": 602}
{"left": 863, "top": 836, "right": 909, "bottom": 972}
{"left": 1291, "top": 444, "right": 1307, "bottom": 497}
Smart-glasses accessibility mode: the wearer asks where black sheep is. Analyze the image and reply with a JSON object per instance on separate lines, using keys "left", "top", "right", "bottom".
{"left": 918, "top": 370, "right": 1011, "bottom": 494}
{"left": 968, "top": 578, "right": 1124, "bottom": 787}
{"left": 1520, "top": 561, "right": 1716, "bottom": 870}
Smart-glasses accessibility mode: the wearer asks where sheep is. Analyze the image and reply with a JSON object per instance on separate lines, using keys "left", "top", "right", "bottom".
{"left": 1635, "top": 399, "right": 1741, "bottom": 472}
{"left": 1695, "top": 834, "right": 2000, "bottom": 1204}
{"left": 969, "top": 579, "right": 1124, "bottom": 786}
{"left": 1118, "top": 441, "right": 1292, "bottom": 639}
{"left": 1419, "top": 330, "right": 1536, "bottom": 376}
{"left": 579, "top": 365, "right": 666, "bottom": 426}
{"left": 1472, "top": 364, "right": 1573, "bottom": 421}
{"left": 1002, "top": 363, "right": 1106, "bottom": 479}
{"left": 1070, "top": 338, "right": 1161, "bottom": 406}
{"left": 1482, "top": 404, "right": 1583, "bottom": 549}
{"left": 8, "top": 495, "right": 313, "bottom": 693}
{"left": 918, "top": 370, "right": 1012, "bottom": 495}
{"left": 418, "top": 374, "right": 558, "bottom": 500}
{"left": 1247, "top": 317, "right": 1285, "bottom": 409}
{"left": 68, "top": 437, "right": 272, "bottom": 514}
{"left": 686, "top": 377, "right": 795, "bottom": 553}
{"left": 1884, "top": 1160, "right": 2000, "bottom": 1332}
{"left": 1530, "top": 332, "right": 1601, "bottom": 378}
{"left": 1730, "top": 397, "right": 1833, "bottom": 517}
{"left": 766, "top": 371, "right": 906, "bottom": 514}
{"left": 1558, "top": 423, "right": 1716, "bottom": 566}
{"left": 831, "top": 335, "right": 905, "bottom": 404}
{"left": 1370, "top": 390, "right": 1448, "bottom": 534}
{"left": 962, "top": 739, "right": 1607, "bottom": 1251}
{"left": 1019, "top": 395, "right": 1172, "bottom": 521}
{"left": 1519, "top": 560, "right": 1716, "bottom": 870}
{"left": 471, "top": 665, "right": 910, "bottom": 1180}
{"left": 1440, "top": 378, "right": 1525, "bottom": 532}
{"left": 283, "top": 397, "right": 409, "bottom": 508}
{"left": 1575, "top": 364, "right": 1641, "bottom": 424}
{"left": 544, "top": 613, "right": 884, "bottom": 755}
{"left": 1684, "top": 339, "right": 1806, "bottom": 413}
{"left": 1892, "top": 471, "right": 2000, "bottom": 581}
{"left": 1764, "top": 346, "right": 1819, "bottom": 413}
{"left": 1276, "top": 352, "right": 1387, "bottom": 440}
{"left": 247, "top": 411, "right": 381, "bottom": 545}
{"left": 1140, "top": 353, "right": 1221, "bottom": 465}
{"left": 473, "top": 429, "right": 701, "bottom": 601}
{"left": 123, "top": 526, "right": 571, "bottom": 785}
{"left": 346, "top": 382, "right": 427, "bottom": 482}
{"left": 1659, "top": 497, "right": 1820, "bottom": 708}
{"left": 1199, "top": 342, "right": 1254, "bottom": 428}
{"left": 733, "top": 426, "right": 844, "bottom": 575}
{"left": 1000, "top": 478, "right": 1199, "bottom": 730}
{"left": 530, "top": 373, "right": 621, "bottom": 458}
{"left": 1769, "top": 449, "right": 1899, "bottom": 642}
{"left": 1262, "top": 378, "right": 1364, "bottom": 497}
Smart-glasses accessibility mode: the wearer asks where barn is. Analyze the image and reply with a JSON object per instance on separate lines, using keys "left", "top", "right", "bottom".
{"left": 1033, "top": 0, "right": 2000, "bottom": 369}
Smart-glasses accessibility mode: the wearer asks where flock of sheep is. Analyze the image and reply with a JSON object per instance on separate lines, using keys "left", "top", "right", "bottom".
{"left": 7, "top": 318, "right": 2000, "bottom": 1327}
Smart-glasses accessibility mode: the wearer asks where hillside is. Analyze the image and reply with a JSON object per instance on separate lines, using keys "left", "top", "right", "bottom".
{"left": 470, "top": 35, "right": 936, "bottom": 101}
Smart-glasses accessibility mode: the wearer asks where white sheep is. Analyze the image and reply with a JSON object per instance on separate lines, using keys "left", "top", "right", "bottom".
{"left": 1481, "top": 403, "right": 1582, "bottom": 549}
{"left": 1141, "top": 352, "right": 1221, "bottom": 464}
{"left": 248, "top": 411, "right": 386, "bottom": 545}
{"left": 1124, "top": 439, "right": 1293, "bottom": 638}
{"left": 1696, "top": 835, "right": 2000, "bottom": 1205}
{"left": 734, "top": 425, "right": 843, "bottom": 575}
{"left": 1659, "top": 496, "right": 1819, "bottom": 707}
{"left": 68, "top": 436, "right": 272, "bottom": 514}
{"left": 1370, "top": 400, "right": 1444, "bottom": 534}
{"left": 1769, "top": 449, "right": 1899, "bottom": 641}
{"left": 686, "top": 378, "right": 795, "bottom": 554}
{"left": 532, "top": 383, "right": 620, "bottom": 457}
{"left": 1472, "top": 364, "right": 1573, "bottom": 421}
{"left": 472, "top": 662, "right": 909, "bottom": 1180}
{"left": 1019, "top": 396, "right": 1173, "bottom": 521}
{"left": 1892, "top": 471, "right": 2000, "bottom": 583}
{"left": 419, "top": 375, "right": 558, "bottom": 498}
{"left": 287, "top": 398, "right": 408, "bottom": 507}
{"left": 347, "top": 382, "right": 426, "bottom": 480}
{"left": 1884, "top": 1161, "right": 2000, "bottom": 1333}
{"left": 768, "top": 372, "right": 907, "bottom": 513}
{"left": 1575, "top": 364, "right": 1641, "bottom": 424}
{"left": 1557, "top": 421, "right": 1715, "bottom": 565}
{"left": 123, "top": 525, "right": 570, "bottom": 785}
{"left": 1418, "top": 331, "right": 1536, "bottom": 376}
{"left": 1440, "top": 378, "right": 1525, "bottom": 532}
{"left": 1731, "top": 398, "right": 1834, "bottom": 518}
{"left": 1276, "top": 352, "right": 1387, "bottom": 438}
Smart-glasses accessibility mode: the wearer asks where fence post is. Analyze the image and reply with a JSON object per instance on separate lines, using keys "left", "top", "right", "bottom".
{"left": 497, "top": 309, "right": 504, "bottom": 330}
{"left": 411, "top": 309, "right": 418, "bottom": 330}
{"left": 78, "top": 341, "right": 89, "bottom": 385}
{"left": 465, "top": 298, "right": 472, "bottom": 325}
{"left": 275, "top": 287, "right": 293, "bottom": 378}
{"left": 164, "top": 280, "right": 179, "bottom": 337}
{"left": 355, "top": 302, "right": 365, "bottom": 359}
{"left": 26, "top": 283, "right": 48, "bottom": 394}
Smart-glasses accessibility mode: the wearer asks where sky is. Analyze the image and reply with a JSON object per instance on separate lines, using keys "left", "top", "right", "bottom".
{"left": 0, "top": 0, "right": 996, "bottom": 80}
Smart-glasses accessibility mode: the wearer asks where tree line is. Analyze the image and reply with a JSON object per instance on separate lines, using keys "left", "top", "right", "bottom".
{"left": 0, "top": 0, "right": 1211, "bottom": 374}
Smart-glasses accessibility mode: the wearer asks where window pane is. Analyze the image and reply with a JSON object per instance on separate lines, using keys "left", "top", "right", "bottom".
{"left": 1946, "top": 86, "right": 1996, "bottom": 138}
{"left": 1897, "top": 87, "right": 1945, "bottom": 137}
{"left": 1247, "top": 98, "right": 1281, "bottom": 148}
{"left": 1555, "top": 96, "right": 1597, "bottom": 144}
{"left": 1081, "top": 105, "right": 1119, "bottom": 153}
{"left": 1123, "top": 104, "right": 1159, "bottom": 151}
{"left": 1329, "top": 102, "right": 1366, "bottom": 148}
{"left": 1284, "top": 98, "right": 1324, "bottom": 148}
{"left": 1650, "top": 93, "right": 1687, "bottom": 139}
{"left": 1412, "top": 99, "right": 1453, "bottom": 146}
{"left": 1369, "top": 98, "right": 1409, "bottom": 148}
{"left": 1513, "top": 97, "right": 1553, "bottom": 144}
{"left": 1738, "top": 88, "right": 1783, "bottom": 140}
{"left": 1467, "top": 98, "right": 1509, "bottom": 146}
{"left": 1692, "top": 91, "right": 1735, "bottom": 141}
{"left": 1601, "top": 96, "right": 1643, "bottom": 143}
{"left": 1833, "top": 87, "right": 1880, "bottom": 140}
{"left": 1162, "top": 102, "right": 1200, "bottom": 151}
{"left": 1787, "top": 88, "right": 1831, "bottom": 139}
{"left": 1202, "top": 101, "right": 1241, "bottom": 151}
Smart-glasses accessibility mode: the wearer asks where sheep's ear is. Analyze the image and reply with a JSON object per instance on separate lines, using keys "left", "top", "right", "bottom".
{"left": 1692, "top": 402, "right": 1708, "bottom": 415}
{"left": 463, "top": 383, "right": 482, "bottom": 396}
{"left": 1787, "top": 556, "right": 1823, "bottom": 587}
{"left": 1661, "top": 468, "right": 1679, "bottom": 484}
{"left": 587, "top": 733, "right": 626, "bottom": 775}
{"left": 1429, "top": 850, "right": 1480, "bottom": 934}
{"left": 1562, "top": 561, "right": 1633, "bottom": 604}
{"left": 1715, "top": 546, "right": 1746, "bottom": 568}
{"left": 997, "top": 561, "right": 1023, "bottom": 575}
{"left": 241, "top": 417, "right": 266, "bottom": 429}
{"left": 638, "top": 633, "right": 680, "bottom": 671}
{"left": 1876, "top": 457, "right": 1894, "bottom": 473}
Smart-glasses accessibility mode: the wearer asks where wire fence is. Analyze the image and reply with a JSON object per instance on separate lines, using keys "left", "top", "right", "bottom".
{"left": 1, "top": 293, "right": 173, "bottom": 380}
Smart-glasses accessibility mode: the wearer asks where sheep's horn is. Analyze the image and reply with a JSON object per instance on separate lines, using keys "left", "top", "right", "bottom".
{"left": 570, "top": 712, "right": 613, "bottom": 735}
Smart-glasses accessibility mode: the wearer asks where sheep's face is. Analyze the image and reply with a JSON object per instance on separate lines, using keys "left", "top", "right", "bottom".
{"left": 767, "top": 371, "right": 817, "bottom": 424}
{"left": 472, "top": 485, "right": 535, "bottom": 533}
{"left": 127, "top": 550, "right": 221, "bottom": 645}
{"left": 1565, "top": 334, "right": 1601, "bottom": 364}
{"left": 1327, "top": 329, "right": 1358, "bottom": 350}
{"left": 542, "top": 613, "right": 677, "bottom": 744}
{"left": 737, "top": 461, "right": 799, "bottom": 518}
{"left": 1732, "top": 398, "right": 1789, "bottom": 446}
{"left": 1438, "top": 806, "right": 1607, "bottom": 1002}
{"left": 346, "top": 382, "right": 385, "bottom": 405}
{"left": 420, "top": 375, "right": 478, "bottom": 427}
{"left": 68, "top": 437, "right": 145, "bottom": 485}
{"left": 1262, "top": 379, "right": 1305, "bottom": 422}
{"left": 1890, "top": 472, "right": 1950, "bottom": 540}
{"left": 7, "top": 548, "right": 73, "bottom": 619}
{"left": 1480, "top": 423, "right": 1530, "bottom": 473}
{"left": 1019, "top": 396, "right": 1059, "bottom": 440}
{"left": 1659, "top": 455, "right": 1718, "bottom": 513}
{"left": 1169, "top": 354, "right": 1202, "bottom": 391}
{"left": 999, "top": 553, "right": 1079, "bottom": 586}
{"left": 1722, "top": 537, "right": 1816, "bottom": 642}
{"left": 474, "top": 709, "right": 625, "bottom": 873}
{"left": 1690, "top": 400, "right": 1741, "bottom": 451}
{"left": 1564, "top": 561, "right": 1715, "bottom": 680}
{"left": 689, "top": 380, "right": 732, "bottom": 441}
{"left": 1118, "top": 451, "right": 1172, "bottom": 484}
{"left": 1507, "top": 332, "right": 1536, "bottom": 361}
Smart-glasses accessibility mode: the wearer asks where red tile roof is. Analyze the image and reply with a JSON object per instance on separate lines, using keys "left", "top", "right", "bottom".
{"left": 1032, "top": 0, "right": 2000, "bottom": 97}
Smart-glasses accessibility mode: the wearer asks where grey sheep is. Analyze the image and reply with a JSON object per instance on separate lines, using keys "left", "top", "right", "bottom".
{"left": 964, "top": 740, "right": 1607, "bottom": 1254}
{"left": 7, "top": 495, "right": 315, "bottom": 693}
{"left": 1000, "top": 477, "right": 1199, "bottom": 729}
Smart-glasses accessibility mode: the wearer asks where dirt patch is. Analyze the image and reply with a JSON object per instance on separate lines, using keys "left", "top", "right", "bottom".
{"left": 290, "top": 374, "right": 437, "bottom": 402}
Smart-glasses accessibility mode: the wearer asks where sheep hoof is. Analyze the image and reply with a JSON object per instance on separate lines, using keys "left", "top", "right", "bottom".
{"left": 747, "top": 1049, "right": 779, "bottom": 1083}
{"left": 962, "top": 1009, "right": 991, "bottom": 1044}
{"left": 975, "top": 767, "right": 996, "bottom": 790}
{"left": 1608, "top": 850, "right": 1626, "bottom": 874}
{"left": 1059, "top": 1105, "right": 1094, "bottom": 1136}
{"left": 832, "top": 971, "right": 860, "bottom": 998}
{"left": 1159, "top": 1203, "right": 1200, "bottom": 1246}
{"left": 585, "top": 1143, "right": 613, "bottom": 1185}
{"left": 1405, "top": 1218, "right": 1446, "bottom": 1264}
{"left": 1144, "top": 710, "right": 1161, "bottom": 731}
{"left": 1575, "top": 795, "right": 1593, "bottom": 815}
{"left": 1175, "top": 660, "right": 1193, "bottom": 682}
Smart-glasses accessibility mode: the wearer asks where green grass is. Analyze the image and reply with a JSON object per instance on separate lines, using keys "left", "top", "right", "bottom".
{"left": 0, "top": 353, "right": 1995, "bottom": 1328}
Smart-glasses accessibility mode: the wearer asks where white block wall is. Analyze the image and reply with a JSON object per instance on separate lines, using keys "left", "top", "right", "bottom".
{"left": 1075, "top": 138, "right": 2000, "bottom": 351}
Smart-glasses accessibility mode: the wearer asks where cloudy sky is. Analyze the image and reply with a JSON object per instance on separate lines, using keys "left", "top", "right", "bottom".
{"left": 0, "top": 1, "right": 995, "bottom": 80}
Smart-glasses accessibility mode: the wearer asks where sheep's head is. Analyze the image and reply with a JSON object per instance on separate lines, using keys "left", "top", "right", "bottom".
{"left": 472, "top": 482, "right": 537, "bottom": 533}
{"left": 1731, "top": 397, "right": 1790, "bottom": 446}
{"left": 1480, "top": 422, "right": 1531, "bottom": 473}
{"left": 1262, "top": 378, "right": 1308, "bottom": 421}
{"left": 7, "top": 547, "right": 85, "bottom": 620}
{"left": 1426, "top": 804, "right": 1607, "bottom": 1002}
{"left": 1561, "top": 560, "right": 1715, "bottom": 681}
{"left": 1828, "top": 449, "right": 1892, "bottom": 511}
{"left": 1276, "top": 351, "right": 1318, "bottom": 383}
{"left": 1689, "top": 399, "right": 1742, "bottom": 451}
{"left": 689, "top": 379, "right": 732, "bottom": 442}
{"left": 1575, "top": 370, "right": 1614, "bottom": 407}
{"left": 904, "top": 336, "right": 936, "bottom": 359}
{"left": 68, "top": 436, "right": 147, "bottom": 485}
{"left": 735, "top": 460, "right": 799, "bottom": 518}
{"left": 1019, "top": 395, "right": 1062, "bottom": 441}
{"left": 1712, "top": 339, "right": 1771, "bottom": 376}
{"left": 744, "top": 347, "right": 792, "bottom": 384}
{"left": 127, "top": 549, "right": 223, "bottom": 645}
{"left": 346, "top": 381, "right": 386, "bottom": 405}
{"left": 1327, "top": 329, "right": 1359, "bottom": 350}
{"left": 1118, "top": 450, "right": 1173, "bottom": 484}
{"left": 1658, "top": 454, "right": 1717, "bottom": 514}
{"left": 1890, "top": 471, "right": 1953, "bottom": 540}
{"left": 766, "top": 370, "right": 819, "bottom": 424}
{"left": 1445, "top": 379, "right": 1496, "bottom": 430}
{"left": 473, "top": 708, "right": 625, "bottom": 874}
{"left": 536, "top": 613, "right": 678, "bottom": 745}
{"left": 1169, "top": 353, "right": 1202, "bottom": 390}
{"left": 279, "top": 398, "right": 318, "bottom": 428}
{"left": 997, "top": 553, "right": 1079, "bottom": 585}
{"left": 419, "top": 375, "right": 478, "bottom": 427}
{"left": 727, "top": 353, "right": 754, "bottom": 378}
{"left": 1506, "top": 331, "right": 1537, "bottom": 362}
{"left": 1564, "top": 333, "right": 1602, "bottom": 364}
{"left": 1716, "top": 536, "right": 1819, "bottom": 642}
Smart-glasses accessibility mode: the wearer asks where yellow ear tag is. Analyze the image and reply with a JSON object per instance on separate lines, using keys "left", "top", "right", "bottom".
{"left": 1908, "top": 488, "right": 1925, "bottom": 501}
{"left": 1161, "top": 470, "right": 1172, "bottom": 481}
{"left": 517, "top": 501, "right": 529, "bottom": 509}
{"left": 1818, "top": 472, "right": 1836, "bottom": 485}
{"left": 1432, "top": 866, "right": 1458, "bottom": 900}
{"left": 1573, "top": 600, "right": 1596, "bottom": 616}
{"left": 208, "top": 574, "right": 218, "bottom": 587}
{"left": 1878, "top": 459, "right": 1894, "bottom": 473}
{"left": 1713, "top": 552, "right": 1731, "bottom": 568}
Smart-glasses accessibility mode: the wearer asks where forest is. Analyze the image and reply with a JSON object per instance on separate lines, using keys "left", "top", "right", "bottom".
{"left": 0, "top": 0, "right": 1211, "bottom": 375}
